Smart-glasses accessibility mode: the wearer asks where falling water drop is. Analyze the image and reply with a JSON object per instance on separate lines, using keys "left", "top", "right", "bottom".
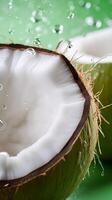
{"left": 52, "top": 25, "right": 64, "bottom": 34}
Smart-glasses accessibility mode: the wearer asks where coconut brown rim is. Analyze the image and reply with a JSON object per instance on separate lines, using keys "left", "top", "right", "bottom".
{"left": 0, "top": 44, "right": 90, "bottom": 189}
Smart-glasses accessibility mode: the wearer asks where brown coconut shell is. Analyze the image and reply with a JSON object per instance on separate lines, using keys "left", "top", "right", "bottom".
{"left": 0, "top": 44, "right": 98, "bottom": 200}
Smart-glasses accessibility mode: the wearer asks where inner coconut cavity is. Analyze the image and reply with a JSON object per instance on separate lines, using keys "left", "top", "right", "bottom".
{"left": 57, "top": 28, "right": 112, "bottom": 64}
{"left": 0, "top": 46, "right": 86, "bottom": 180}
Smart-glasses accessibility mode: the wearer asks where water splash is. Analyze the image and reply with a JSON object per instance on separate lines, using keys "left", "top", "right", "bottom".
{"left": 52, "top": 24, "right": 64, "bottom": 34}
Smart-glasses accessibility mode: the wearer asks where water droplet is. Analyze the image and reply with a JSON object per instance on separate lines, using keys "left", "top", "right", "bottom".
{"left": 67, "top": 11, "right": 75, "bottom": 19}
{"left": 41, "top": 16, "right": 48, "bottom": 23}
{"left": 15, "top": 16, "right": 19, "bottom": 20}
{"left": 85, "top": 16, "right": 94, "bottom": 26}
{"left": 69, "top": 2, "right": 75, "bottom": 11}
{"left": 96, "top": 154, "right": 104, "bottom": 177}
{"left": 83, "top": 140, "right": 88, "bottom": 148}
{"left": 106, "top": 19, "right": 112, "bottom": 27}
{"left": 30, "top": 16, "right": 40, "bottom": 23}
{"left": 0, "top": 120, "right": 3, "bottom": 128}
{"left": 33, "top": 38, "right": 41, "bottom": 46}
{"left": 47, "top": 44, "right": 52, "bottom": 49}
{"left": 24, "top": 102, "right": 29, "bottom": 111}
{"left": 82, "top": 176, "right": 85, "bottom": 181}
{"left": 93, "top": 71, "right": 99, "bottom": 80}
{"left": 25, "top": 48, "right": 36, "bottom": 56}
{"left": 0, "top": 120, "right": 7, "bottom": 131}
{"left": 85, "top": 2, "right": 91, "bottom": 9}
{"left": 0, "top": 83, "right": 3, "bottom": 91}
{"left": 30, "top": 10, "right": 42, "bottom": 23}
{"left": 8, "top": 28, "right": 13, "bottom": 35}
{"left": 79, "top": 0, "right": 85, "bottom": 7}
{"left": 79, "top": 0, "right": 91, "bottom": 9}
{"left": 95, "top": 20, "right": 102, "bottom": 28}
{"left": 4, "top": 183, "right": 9, "bottom": 187}
{"left": 78, "top": 151, "right": 82, "bottom": 165}
{"left": 101, "top": 170, "right": 104, "bottom": 177}
{"left": 25, "top": 39, "right": 31, "bottom": 45}
{"left": 52, "top": 25, "right": 64, "bottom": 34}
{"left": 35, "top": 26, "right": 42, "bottom": 33}
{"left": 95, "top": 4, "right": 100, "bottom": 11}
{"left": 8, "top": 0, "right": 13, "bottom": 9}
{"left": 2, "top": 105, "right": 7, "bottom": 110}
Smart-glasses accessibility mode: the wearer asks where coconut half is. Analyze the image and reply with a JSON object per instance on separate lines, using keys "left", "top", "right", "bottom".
{"left": 0, "top": 44, "right": 98, "bottom": 200}
{"left": 57, "top": 28, "right": 112, "bottom": 160}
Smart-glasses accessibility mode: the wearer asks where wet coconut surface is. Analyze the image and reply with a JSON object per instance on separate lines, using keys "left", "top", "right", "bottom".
{"left": 0, "top": 44, "right": 90, "bottom": 186}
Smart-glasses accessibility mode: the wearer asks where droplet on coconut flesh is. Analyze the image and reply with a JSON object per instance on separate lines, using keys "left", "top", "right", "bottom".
{"left": 57, "top": 27, "right": 112, "bottom": 161}
{"left": 0, "top": 44, "right": 98, "bottom": 200}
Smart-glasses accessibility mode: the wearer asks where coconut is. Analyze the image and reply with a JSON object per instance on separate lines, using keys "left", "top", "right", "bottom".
{"left": 0, "top": 44, "right": 98, "bottom": 200}
{"left": 57, "top": 28, "right": 112, "bottom": 161}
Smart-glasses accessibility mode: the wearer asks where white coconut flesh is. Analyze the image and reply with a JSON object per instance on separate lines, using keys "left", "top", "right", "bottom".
{"left": 0, "top": 46, "right": 86, "bottom": 180}
{"left": 57, "top": 28, "right": 112, "bottom": 64}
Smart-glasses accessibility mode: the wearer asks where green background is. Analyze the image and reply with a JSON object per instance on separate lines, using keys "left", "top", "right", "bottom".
{"left": 0, "top": 0, "right": 112, "bottom": 49}
{"left": 0, "top": 0, "right": 112, "bottom": 200}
